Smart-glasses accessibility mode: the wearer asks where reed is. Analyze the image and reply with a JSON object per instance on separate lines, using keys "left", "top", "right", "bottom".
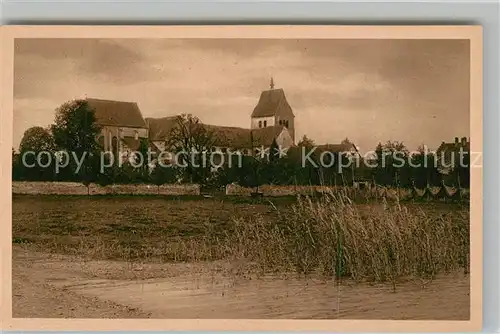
{"left": 223, "top": 190, "right": 469, "bottom": 286}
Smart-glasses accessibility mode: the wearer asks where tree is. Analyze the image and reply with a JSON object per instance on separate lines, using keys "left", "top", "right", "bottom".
{"left": 452, "top": 148, "right": 470, "bottom": 188}
{"left": 235, "top": 155, "right": 263, "bottom": 189}
{"left": 295, "top": 135, "right": 322, "bottom": 185}
{"left": 131, "top": 138, "right": 153, "bottom": 183}
{"left": 19, "top": 126, "right": 55, "bottom": 153}
{"left": 384, "top": 141, "right": 410, "bottom": 188}
{"left": 411, "top": 147, "right": 442, "bottom": 188}
{"left": 164, "top": 114, "right": 216, "bottom": 184}
{"left": 298, "top": 135, "right": 315, "bottom": 148}
{"left": 12, "top": 148, "right": 21, "bottom": 181}
{"left": 372, "top": 141, "right": 410, "bottom": 187}
{"left": 150, "top": 163, "right": 179, "bottom": 186}
{"left": 17, "top": 126, "right": 56, "bottom": 181}
{"left": 51, "top": 99, "right": 101, "bottom": 155}
{"left": 372, "top": 142, "right": 386, "bottom": 185}
{"left": 341, "top": 137, "right": 353, "bottom": 145}
{"left": 50, "top": 99, "right": 102, "bottom": 184}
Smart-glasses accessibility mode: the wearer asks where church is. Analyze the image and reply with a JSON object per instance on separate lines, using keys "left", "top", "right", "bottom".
{"left": 88, "top": 79, "right": 363, "bottom": 168}
{"left": 146, "top": 78, "right": 296, "bottom": 157}
{"left": 88, "top": 79, "right": 299, "bottom": 164}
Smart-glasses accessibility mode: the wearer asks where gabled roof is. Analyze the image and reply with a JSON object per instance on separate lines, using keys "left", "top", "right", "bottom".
{"left": 251, "top": 126, "right": 287, "bottom": 147}
{"left": 317, "top": 143, "right": 358, "bottom": 153}
{"left": 209, "top": 125, "right": 289, "bottom": 149}
{"left": 146, "top": 115, "right": 287, "bottom": 150}
{"left": 145, "top": 116, "right": 181, "bottom": 141}
{"left": 87, "top": 98, "right": 147, "bottom": 128}
{"left": 204, "top": 124, "right": 252, "bottom": 148}
{"left": 251, "top": 88, "right": 294, "bottom": 118}
{"left": 205, "top": 125, "right": 288, "bottom": 149}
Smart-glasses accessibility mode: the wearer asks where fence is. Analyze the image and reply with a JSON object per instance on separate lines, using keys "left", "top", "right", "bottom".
{"left": 225, "top": 183, "right": 470, "bottom": 201}
{"left": 366, "top": 184, "right": 470, "bottom": 201}
{"left": 225, "top": 184, "right": 338, "bottom": 196}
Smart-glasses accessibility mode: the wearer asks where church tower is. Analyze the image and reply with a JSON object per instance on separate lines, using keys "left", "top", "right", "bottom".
{"left": 250, "top": 78, "right": 295, "bottom": 142}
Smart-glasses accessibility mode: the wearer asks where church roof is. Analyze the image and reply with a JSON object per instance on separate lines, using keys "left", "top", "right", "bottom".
{"left": 87, "top": 98, "right": 147, "bottom": 128}
{"left": 146, "top": 115, "right": 287, "bottom": 149}
{"left": 145, "top": 116, "right": 181, "bottom": 141}
{"left": 251, "top": 88, "right": 294, "bottom": 118}
{"left": 204, "top": 124, "right": 252, "bottom": 148}
{"left": 251, "top": 126, "right": 287, "bottom": 147}
{"left": 204, "top": 125, "right": 287, "bottom": 149}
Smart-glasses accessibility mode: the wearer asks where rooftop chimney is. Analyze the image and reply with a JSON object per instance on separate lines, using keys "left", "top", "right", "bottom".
{"left": 461, "top": 137, "right": 467, "bottom": 145}
{"left": 454, "top": 137, "right": 459, "bottom": 144}
{"left": 270, "top": 77, "right": 275, "bottom": 90}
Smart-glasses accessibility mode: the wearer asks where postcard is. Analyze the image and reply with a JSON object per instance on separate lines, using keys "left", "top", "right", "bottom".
{"left": 0, "top": 25, "right": 483, "bottom": 332}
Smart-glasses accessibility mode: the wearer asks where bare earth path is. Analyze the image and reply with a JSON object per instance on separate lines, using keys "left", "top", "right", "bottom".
{"left": 12, "top": 246, "right": 470, "bottom": 319}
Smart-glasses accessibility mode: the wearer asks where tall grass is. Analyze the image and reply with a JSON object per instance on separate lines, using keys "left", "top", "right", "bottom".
{"left": 15, "top": 192, "right": 469, "bottom": 286}
{"left": 223, "top": 191, "right": 469, "bottom": 286}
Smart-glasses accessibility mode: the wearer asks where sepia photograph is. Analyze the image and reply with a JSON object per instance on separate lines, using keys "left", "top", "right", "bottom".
{"left": 1, "top": 25, "right": 482, "bottom": 331}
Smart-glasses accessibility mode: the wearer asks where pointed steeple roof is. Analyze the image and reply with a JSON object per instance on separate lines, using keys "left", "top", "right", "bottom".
{"left": 251, "top": 88, "right": 294, "bottom": 118}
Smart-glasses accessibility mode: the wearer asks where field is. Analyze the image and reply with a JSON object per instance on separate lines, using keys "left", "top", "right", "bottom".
{"left": 12, "top": 194, "right": 470, "bottom": 319}
{"left": 12, "top": 195, "right": 289, "bottom": 262}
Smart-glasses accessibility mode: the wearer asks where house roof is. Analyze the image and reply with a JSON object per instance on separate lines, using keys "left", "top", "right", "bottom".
{"left": 145, "top": 116, "right": 181, "bottom": 141}
{"left": 251, "top": 88, "right": 294, "bottom": 118}
{"left": 317, "top": 143, "right": 358, "bottom": 153}
{"left": 87, "top": 98, "right": 147, "bottom": 128}
{"left": 437, "top": 141, "right": 470, "bottom": 153}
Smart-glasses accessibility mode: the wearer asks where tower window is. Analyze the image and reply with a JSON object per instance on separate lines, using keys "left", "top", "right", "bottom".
{"left": 285, "top": 120, "right": 289, "bottom": 128}
{"left": 258, "top": 121, "right": 262, "bottom": 128}
{"left": 264, "top": 120, "right": 267, "bottom": 127}
{"left": 279, "top": 120, "right": 282, "bottom": 125}
{"left": 134, "top": 130, "right": 139, "bottom": 140}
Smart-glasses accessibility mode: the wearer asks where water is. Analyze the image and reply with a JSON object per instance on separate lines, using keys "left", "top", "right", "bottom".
{"left": 53, "top": 273, "right": 470, "bottom": 319}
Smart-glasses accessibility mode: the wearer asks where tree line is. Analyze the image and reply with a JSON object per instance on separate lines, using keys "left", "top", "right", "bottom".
{"left": 12, "top": 99, "right": 470, "bottom": 189}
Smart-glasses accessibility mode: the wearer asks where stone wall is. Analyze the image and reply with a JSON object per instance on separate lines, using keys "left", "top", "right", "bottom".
{"left": 12, "top": 181, "right": 89, "bottom": 195}
{"left": 159, "top": 184, "right": 200, "bottom": 196}
{"left": 88, "top": 184, "right": 159, "bottom": 196}
{"left": 12, "top": 181, "right": 200, "bottom": 196}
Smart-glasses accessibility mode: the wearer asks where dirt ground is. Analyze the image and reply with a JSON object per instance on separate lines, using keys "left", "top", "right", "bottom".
{"left": 12, "top": 245, "right": 470, "bottom": 319}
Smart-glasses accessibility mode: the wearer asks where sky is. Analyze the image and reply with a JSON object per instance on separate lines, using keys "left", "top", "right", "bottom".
{"left": 13, "top": 38, "right": 470, "bottom": 153}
